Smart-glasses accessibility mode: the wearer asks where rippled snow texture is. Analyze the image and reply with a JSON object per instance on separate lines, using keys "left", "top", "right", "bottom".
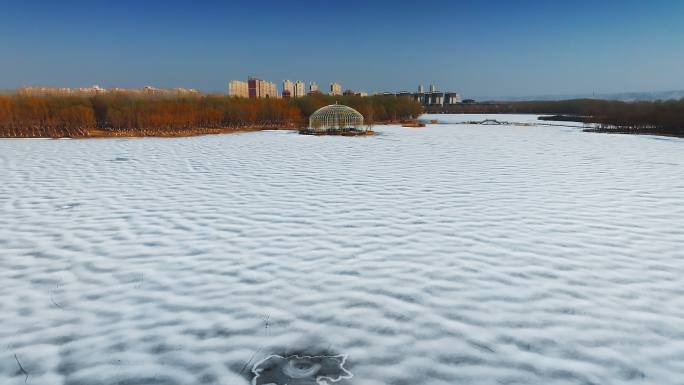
{"left": 2, "top": 116, "right": 684, "bottom": 385}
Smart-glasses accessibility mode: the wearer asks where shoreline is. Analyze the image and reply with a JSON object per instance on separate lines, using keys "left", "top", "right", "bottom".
{"left": 5, "top": 117, "right": 683, "bottom": 140}
{"left": 539, "top": 115, "right": 684, "bottom": 138}
{"left": 0, "top": 125, "right": 294, "bottom": 139}
{"left": 0, "top": 122, "right": 402, "bottom": 139}
{"left": 0, "top": 116, "right": 410, "bottom": 139}
{"left": 583, "top": 128, "right": 684, "bottom": 138}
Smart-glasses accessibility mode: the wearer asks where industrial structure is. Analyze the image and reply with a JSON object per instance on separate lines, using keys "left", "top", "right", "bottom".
{"left": 400, "top": 84, "right": 462, "bottom": 107}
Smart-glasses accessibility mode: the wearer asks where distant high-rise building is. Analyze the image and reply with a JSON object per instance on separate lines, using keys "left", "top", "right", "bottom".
{"left": 229, "top": 80, "right": 249, "bottom": 98}
{"left": 248, "top": 77, "right": 259, "bottom": 98}
{"left": 19, "top": 85, "right": 107, "bottom": 96}
{"left": 283, "top": 80, "right": 294, "bottom": 98}
{"left": 429, "top": 84, "right": 436, "bottom": 93}
{"left": 309, "top": 82, "right": 319, "bottom": 93}
{"left": 294, "top": 81, "right": 305, "bottom": 98}
{"left": 330, "top": 82, "right": 342, "bottom": 96}
{"left": 418, "top": 85, "right": 424, "bottom": 93}
{"left": 283, "top": 80, "right": 305, "bottom": 98}
{"left": 267, "top": 81, "right": 278, "bottom": 98}
{"left": 248, "top": 77, "right": 278, "bottom": 98}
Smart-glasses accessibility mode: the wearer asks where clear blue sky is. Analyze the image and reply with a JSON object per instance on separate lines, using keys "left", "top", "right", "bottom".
{"left": 1, "top": 0, "right": 683, "bottom": 98}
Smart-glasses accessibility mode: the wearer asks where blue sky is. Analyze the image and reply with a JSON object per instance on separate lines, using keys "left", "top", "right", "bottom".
{"left": 1, "top": 0, "right": 683, "bottom": 98}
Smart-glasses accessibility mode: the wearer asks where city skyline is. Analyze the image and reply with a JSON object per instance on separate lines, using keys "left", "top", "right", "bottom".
{"left": 1, "top": 1, "right": 684, "bottom": 98}
{"left": 228, "top": 76, "right": 455, "bottom": 102}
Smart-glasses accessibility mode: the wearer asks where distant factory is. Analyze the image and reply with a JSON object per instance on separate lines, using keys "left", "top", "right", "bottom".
{"left": 396, "top": 84, "right": 462, "bottom": 107}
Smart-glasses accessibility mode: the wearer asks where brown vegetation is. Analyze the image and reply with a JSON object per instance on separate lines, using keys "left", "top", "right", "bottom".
{"left": 0, "top": 92, "right": 422, "bottom": 138}
{"left": 401, "top": 120, "right": 426, "bottom": 128}
{"left": 0, "top": 95, "right": 95, "bottom": 137}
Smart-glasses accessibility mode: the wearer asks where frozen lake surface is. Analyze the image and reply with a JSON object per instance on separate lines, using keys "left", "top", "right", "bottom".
{"left": 1, "top": 114, "right": 684, "bottom": 385}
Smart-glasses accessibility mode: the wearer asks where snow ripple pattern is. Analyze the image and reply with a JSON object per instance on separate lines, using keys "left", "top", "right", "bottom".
{"left": 1, "top": 115, "right": 684, "bottom": 385}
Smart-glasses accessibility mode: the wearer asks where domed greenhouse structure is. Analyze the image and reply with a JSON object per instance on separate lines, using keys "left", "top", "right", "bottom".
{"left": 302, "top": 103, "right": 372, "bottom": 136}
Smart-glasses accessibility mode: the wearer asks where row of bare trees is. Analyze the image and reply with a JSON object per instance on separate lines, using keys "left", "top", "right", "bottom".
{"left": 90, "top": 95, "right": 303, "bottom": 132}
{"left": 0, "top": 95, "right": 95, "bottom": 137}
{"left": 0, "top": 93, "right": 423, "bottom": 138}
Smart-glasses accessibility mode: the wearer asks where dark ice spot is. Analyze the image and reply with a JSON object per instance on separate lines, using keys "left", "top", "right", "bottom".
{"left": 648, "top": 137, "right": 676, "bottom": 142}
{"left": 251, "top": 354, "right": 352, "bottom": 385}
{"left": 469, "top": 340, "right": 495, "bottom": 353}
{"left": 111, "top": 157, "right": 131, "bottom": 162}
{"left": 337, "top": 270, "right": 361, "bottom": 276}
{"left": 13, "top": 354, "right": 29, "bottom": 383}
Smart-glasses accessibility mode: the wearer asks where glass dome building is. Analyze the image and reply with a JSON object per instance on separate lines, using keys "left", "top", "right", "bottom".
{"left": 306, "top": 103, "right": 368, "bottom": 134}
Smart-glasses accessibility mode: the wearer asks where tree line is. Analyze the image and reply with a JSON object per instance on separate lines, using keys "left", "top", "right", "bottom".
{"left": 435, "top": 99, "right": 684, "bottom": 136}
{"left": 0, "top": 92, "right": 423, "bottom": 138}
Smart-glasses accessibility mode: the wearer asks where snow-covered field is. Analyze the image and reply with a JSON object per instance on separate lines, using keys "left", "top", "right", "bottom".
{"left": 1, "top": 115, "right": 684, "bottom": 385}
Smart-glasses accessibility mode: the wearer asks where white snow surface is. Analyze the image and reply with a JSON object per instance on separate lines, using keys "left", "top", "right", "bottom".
{"left": 1, "top": 114, "right": 684, "bottom": 385}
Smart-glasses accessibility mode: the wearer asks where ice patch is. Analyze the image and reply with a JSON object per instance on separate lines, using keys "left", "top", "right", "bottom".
{"left": 252, "top": 354, "right": 352, "bottom": 385}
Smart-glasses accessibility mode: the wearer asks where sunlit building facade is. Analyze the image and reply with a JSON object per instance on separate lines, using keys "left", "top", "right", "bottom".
{"left": 228, "top": 80, "right": 249, "bottom": 98}
{"left": 283, "top": 80, "right": 294, "bottom": 98}
{"left": 294, "top": 81, "right": 306, "bottom": 98}
{"left": 329, "top": 82, "right": 342, "bottom": 96}
{"left": 248, "top": 77, "right": 278, "bottom": 98}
